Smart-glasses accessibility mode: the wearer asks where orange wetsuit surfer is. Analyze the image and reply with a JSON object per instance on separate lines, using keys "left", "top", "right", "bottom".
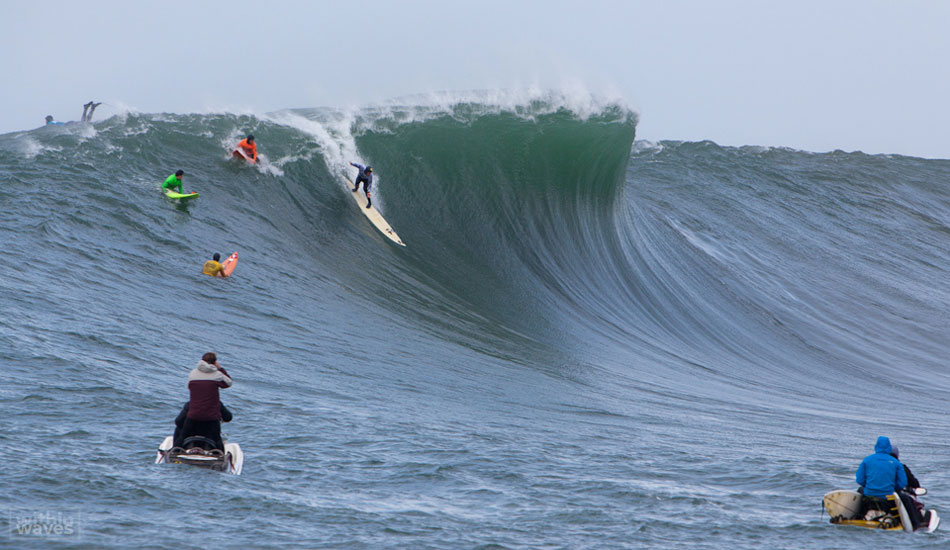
{"left": 236, "top": 135, "right": 257, "bottom": 163}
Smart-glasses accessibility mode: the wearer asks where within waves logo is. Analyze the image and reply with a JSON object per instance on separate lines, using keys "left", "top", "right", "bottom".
{"left": 8, "top": 510, "right": 81, "bottom": 538}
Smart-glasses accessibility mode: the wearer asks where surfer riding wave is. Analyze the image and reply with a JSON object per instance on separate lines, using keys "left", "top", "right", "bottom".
{"left": 349, "top": 162, "right": 373, "bottom": 208}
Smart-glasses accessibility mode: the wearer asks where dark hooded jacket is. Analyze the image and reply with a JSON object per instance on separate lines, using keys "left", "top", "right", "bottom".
{"left": 186, "top": 360, "right": 232, "bottom": 421}
{"left": 890, "top": 445, "right": 921, "bottom": 490}
{"left": 856, "top": 436, "right": 908, "bottom": 497}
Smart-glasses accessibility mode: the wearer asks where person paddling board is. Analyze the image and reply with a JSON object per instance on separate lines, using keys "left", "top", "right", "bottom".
{"left": 202, "top": 253, "right": 230, "bottom": 277}
{"left": 162, "top": 170, "right": 185, "bottom": 194}
{"left": 235, "top": 135, "right": 258, "bottom": 163}
{"left": 44, "top": 101, "right": 101, "bottom": 126}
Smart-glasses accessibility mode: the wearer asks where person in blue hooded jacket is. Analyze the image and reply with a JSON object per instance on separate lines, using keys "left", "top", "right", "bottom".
{"left": 855, "top": 436, "right": 926, "bottom": 527}
{"left": 856, "top": 436, "right": 907, "bottom": 497}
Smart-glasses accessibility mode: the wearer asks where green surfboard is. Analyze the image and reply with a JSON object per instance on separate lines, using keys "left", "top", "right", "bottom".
{"left": 164, "top": 189, "right": 199, "bottom": 200}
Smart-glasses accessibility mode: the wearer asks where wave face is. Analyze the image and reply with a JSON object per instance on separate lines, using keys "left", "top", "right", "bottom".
{"left": 2, "top": 93, "right": 949, "bottom": 549}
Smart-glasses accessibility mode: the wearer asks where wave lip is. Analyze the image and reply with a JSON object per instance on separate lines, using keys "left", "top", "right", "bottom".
{"left": 351, "top": 88, "right": 637, "bottom": 129}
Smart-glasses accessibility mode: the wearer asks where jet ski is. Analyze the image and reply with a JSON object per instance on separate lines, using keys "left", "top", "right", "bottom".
{"left": 155, "top": 435, "right": 244, "bottom": 475}
{"left": 823, "top": 488, "right": 939, "bottom": 533}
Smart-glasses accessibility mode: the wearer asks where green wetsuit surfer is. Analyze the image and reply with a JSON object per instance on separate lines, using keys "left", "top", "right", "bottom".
{"left": 163, "top": 170, "right": 184, "bottom": 194}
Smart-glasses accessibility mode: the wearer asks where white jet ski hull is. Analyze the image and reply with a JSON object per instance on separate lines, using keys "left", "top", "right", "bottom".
{"left": 156, "top": 435, "right": 244, "bottom": 475}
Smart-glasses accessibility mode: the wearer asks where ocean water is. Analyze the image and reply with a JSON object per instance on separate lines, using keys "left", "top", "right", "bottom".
{"left": 1, "top": 92, "right": 949, "bottom": 549}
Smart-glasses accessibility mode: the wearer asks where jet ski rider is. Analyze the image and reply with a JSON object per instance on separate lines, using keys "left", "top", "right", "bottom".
{"left": 889, "top": 443, "right": 932, "bottom": 529}
{"left": 856, "top": 436, "right": 927, "bottom": 530}
{"left": 175, "top": 352, "right": 232, "bottom": 451}
{"left": 173, "top": 401, "right": 232, "bottom": 447}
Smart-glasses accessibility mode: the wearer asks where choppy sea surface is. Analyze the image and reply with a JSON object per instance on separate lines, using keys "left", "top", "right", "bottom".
{"left": 2, "top": 91, "right": 949, "bottom": 549}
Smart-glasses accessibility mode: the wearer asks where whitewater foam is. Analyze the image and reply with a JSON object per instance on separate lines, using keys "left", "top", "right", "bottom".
{"left": 351, "top": 87, "right": 636, "bottom": 132}
{"left": 14, "top": 135, "right": 61, "bottom": 159}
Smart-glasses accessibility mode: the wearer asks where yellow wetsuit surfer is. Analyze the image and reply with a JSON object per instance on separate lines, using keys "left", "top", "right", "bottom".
{"left": 202, "top": 253, "right": 227, "bottom": 277}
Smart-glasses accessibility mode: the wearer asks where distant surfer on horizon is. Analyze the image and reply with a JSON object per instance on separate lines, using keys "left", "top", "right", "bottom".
{"left": 202, "top": 253, "right": 230, "bottom": 277}
{"left": 45, "top": 101, "right": 102, "bottom": 126}
{"left": 235, "top": 135, "right": 258, "bottom": 163}
{"left": 81, "top": 101, "right": 101, "bottom": 122}
{"left": 162, "top": 170, "right": 185, "bottom": 194}
{"left": 349, "top": 162, "right": 374, "bottom": 209}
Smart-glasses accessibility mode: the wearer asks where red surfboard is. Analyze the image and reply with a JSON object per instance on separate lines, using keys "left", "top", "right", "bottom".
{"left": 221, "top": 251, "right": 239, "bottom": 276}
{"left": 232, "top": 149, "right": 257, "bottom": 164}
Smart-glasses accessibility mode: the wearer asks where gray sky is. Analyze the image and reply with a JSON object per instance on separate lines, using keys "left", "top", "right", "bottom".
{"left": 3, "top": 0, "right": 948, "bottom": 157}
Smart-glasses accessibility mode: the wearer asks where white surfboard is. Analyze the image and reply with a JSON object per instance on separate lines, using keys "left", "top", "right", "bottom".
{"left": 897, "top": 493, "right": 914, "bottom": 532}
{"left": 344, "top": 176, "right": 405, "bottom": 246}
{"left": 823, "top": 490, "right": 863, "bottom": 520}
{"left": 823, "top": 490, "right": 914, "bottom": 532}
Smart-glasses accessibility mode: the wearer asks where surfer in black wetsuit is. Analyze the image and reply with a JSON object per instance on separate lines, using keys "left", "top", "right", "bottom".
{"left": 349, "top": 162, "right": 374, "bottom": 209}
